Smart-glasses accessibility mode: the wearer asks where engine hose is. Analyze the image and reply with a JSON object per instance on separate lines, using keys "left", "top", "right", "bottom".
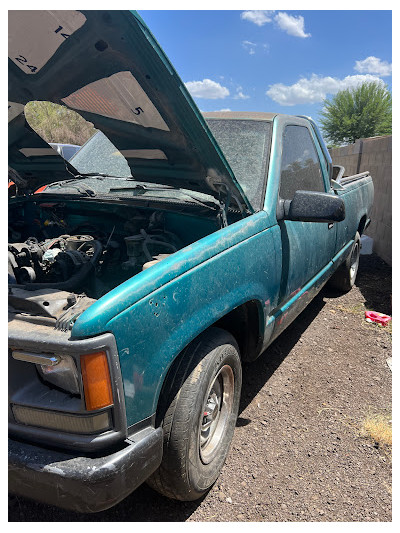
{"left": 44, "top": 235, "right": 71, "bottom": 250}
{"left": 139, "top": 229, "right": 178, "bottom": 262}
{"left": 12, "top": 240, "right": 103, "bottom": 292}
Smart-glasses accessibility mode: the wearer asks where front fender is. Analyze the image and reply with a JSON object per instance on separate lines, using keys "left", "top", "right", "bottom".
{"left": 73, "top": 218, "right": 281, "bottom": 427}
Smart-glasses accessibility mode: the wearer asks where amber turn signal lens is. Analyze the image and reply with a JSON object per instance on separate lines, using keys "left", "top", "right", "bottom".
{"left": 81, "top": 351, "right": 113, "bottom": 411}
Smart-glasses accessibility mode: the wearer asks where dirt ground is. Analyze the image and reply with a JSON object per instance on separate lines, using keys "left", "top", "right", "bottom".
{"left": 9, "top": 253, "right": 392, "bottom": 522}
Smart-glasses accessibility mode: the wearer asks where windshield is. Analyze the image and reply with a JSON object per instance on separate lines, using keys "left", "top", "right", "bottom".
{"left": 69, "top": 131, "right": 132, "bottom": 177}
{"left": 205, "top": 119, "right": 271, "bottom": 210}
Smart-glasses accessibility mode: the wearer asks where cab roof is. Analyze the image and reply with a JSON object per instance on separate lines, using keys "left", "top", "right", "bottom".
{"left": 203, "top": 112, "right": 277, "bottom": 121}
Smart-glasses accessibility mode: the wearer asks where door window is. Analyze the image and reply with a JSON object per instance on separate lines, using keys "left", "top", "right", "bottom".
{"left": 280, "top": 125, "right": 325, "bottom": 200}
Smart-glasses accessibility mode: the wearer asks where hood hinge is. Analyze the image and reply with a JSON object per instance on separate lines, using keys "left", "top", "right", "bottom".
{"left": 218, "top": 200, "right": 228, "bottom": 228}
{"left": 216, "top": 184, "right": 232, "bottom": 228}
{"left": 8, "top": 166, "right": 28, "bottom": 190}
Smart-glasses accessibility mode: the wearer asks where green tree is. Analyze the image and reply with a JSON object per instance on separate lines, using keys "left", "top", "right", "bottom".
{"left": 319, "top": 81, "right": 392, "bottom": 146}
{"left": 24, "top": 101, "right": 96, "bottom": 145}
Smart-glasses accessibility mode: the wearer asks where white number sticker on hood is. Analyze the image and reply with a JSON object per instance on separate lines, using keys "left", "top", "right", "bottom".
{"left": 8, "top": 11, "right": 86, "bottom": 75}
{"left": 61, "top": 71, "right": 170, "bottom": 131}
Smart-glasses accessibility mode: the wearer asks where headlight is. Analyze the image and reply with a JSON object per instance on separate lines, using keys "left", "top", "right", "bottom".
{"left": 37, "top": 354, "right": 80, "bottom": 394}
{"left": 12, "top": 351, "right": 80, "bottom": 394}
{"left": 11, "top": 349, "right": 114, "bottom": 435}
{"left": 11, "top": 350, "right": 114, "bottom": 409}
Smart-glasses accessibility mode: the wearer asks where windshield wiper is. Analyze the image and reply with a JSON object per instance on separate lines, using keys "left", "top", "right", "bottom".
{"left": 44, "top": 179, "right": 96, "bottom": 197}
{"left": 109, "top": 183, "right": 175, "bottom": 193}
{"left": 109, "top": 184, "right": 219, "bottom": 210}
{"left": 76, "top": 172, "right": 130, "bottom": 179}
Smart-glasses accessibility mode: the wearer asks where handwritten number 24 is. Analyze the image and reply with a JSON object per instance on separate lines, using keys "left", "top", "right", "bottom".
{"left": 14, "top": 55, "right": 37, "bottom": 73}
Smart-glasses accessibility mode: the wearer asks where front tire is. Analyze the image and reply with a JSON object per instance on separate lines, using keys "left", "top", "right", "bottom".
{"left": 147, "top": 327, "right": 242, "bottom": 501}
{"left": 329, "top": 231, "right": 361, "bottom": 292}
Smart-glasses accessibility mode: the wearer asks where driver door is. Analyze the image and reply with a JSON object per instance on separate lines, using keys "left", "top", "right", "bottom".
{"left": 274, "top": 122, "right": 336, "bottom": 335}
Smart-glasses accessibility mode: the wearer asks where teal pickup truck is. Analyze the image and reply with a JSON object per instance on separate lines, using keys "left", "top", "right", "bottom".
{"left": 8, "top": 11, "right": 373, "bottom": 512}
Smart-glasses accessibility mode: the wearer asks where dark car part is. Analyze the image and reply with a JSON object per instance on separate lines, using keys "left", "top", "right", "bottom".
{"left": 328, "top": 232, "right": 361, "bottom": 292}
{"left": 147, "top": 327, "right": 242, "bottom": 501}
{"left": 9, "top": 425, "right": 162, "bottom": 513}
{"left": 8, "top": 235, "right": 102, "bottom": 291}
{"left": 279, "top": 190, "right": 346, "bottom": 223}
{"left": 123, "top": 229, "right": 179, "bottom": 270}
{"left": 8, "top": 287, "right": 96, "bottom": 331}
{"left": 8, "top": 205, "right": 184, "bottom": 296}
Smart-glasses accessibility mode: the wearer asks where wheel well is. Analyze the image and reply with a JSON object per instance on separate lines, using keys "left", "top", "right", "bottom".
{"left": 154, "top": 301, "right": 263, "bottom": 426}
{"left": 213, "top": 300, "right": 262, "bottom": 362}
{"left": 358, "top": 215, "right": 367, "bottom": 235}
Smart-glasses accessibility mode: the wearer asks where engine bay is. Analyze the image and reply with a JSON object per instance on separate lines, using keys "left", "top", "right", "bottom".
{"left": 9, "top": 198, "right": 218, "bottom": 328}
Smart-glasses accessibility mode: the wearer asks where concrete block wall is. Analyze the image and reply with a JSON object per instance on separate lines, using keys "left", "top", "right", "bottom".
{"left": 329, "top": 135, "right": 392, "bottom": 265}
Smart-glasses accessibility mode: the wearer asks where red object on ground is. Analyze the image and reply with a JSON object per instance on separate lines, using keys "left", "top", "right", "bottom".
{"left": 365, "top": 311, "right": 392, "bottom": 326}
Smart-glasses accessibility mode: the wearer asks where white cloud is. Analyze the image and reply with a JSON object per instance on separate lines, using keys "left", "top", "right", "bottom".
{"left": 242, "top": 40, "right": 269, "bottom": 55}
{"left": 266, "top": 73, "right": 384, "bottom": 106}
{"left": 240, "top": 10, "right": 274, "bottom": 26}
{"left": 241, "top": 10, "right": 310, "bottom": 39}
{"left": 185, "top": 79, "right": 230, "bottom": 99}
{"left": 354, "top": 56, "right": 392, "bottom": 77}
{"left": 232, "top": 86, "right": 250, "bottom": 100}
{"left": 201, "top": 108, "right": 231, "bottom": 113}
{"left": 234, "top": 90, "right": 250, "bottom": 100}
{"left": 242, "top": 40, "right": 256, "bottom": 55}
{"left": 274, "top": 12, "right": 311, "bottom": 38}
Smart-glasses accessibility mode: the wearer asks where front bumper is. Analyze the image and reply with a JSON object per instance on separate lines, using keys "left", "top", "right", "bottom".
{"left": 9, "top": 427, "right": 163, "bottom": 513}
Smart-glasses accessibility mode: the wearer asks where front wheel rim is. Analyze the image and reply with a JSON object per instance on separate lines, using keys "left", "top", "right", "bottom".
{"left": 199, "top": 364, "right": 235, "bottom": 464}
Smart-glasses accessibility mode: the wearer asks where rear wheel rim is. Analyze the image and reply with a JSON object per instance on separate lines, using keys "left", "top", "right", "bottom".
{"left": 350, "top": 241, "right": 360, "bottom": 282}
{"left": 199, "top": 364, "right": 234, "bottom": 464}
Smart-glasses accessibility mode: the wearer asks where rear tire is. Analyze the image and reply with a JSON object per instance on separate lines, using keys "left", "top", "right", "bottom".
{"left": 329, "top": 231, "right": 361, "bottom": 292}
{"left": 146, "top": 327, "right": 242, "bottom": 501}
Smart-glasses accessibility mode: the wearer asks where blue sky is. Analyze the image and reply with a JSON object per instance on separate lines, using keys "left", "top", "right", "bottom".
{"left": 139, "top": 10, "right": 392, "bottom": 129}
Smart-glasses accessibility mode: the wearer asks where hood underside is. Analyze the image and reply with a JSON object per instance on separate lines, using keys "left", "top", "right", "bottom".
{"left": 8, "top": 10, "right": 251, "bottom": 212}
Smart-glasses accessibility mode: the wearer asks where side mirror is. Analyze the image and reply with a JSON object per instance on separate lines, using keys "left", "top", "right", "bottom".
{"left": 282, "top": 190, "right": 345, "bottom": 223}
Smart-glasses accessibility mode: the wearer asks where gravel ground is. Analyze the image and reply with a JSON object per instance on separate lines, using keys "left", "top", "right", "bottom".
{"left": 9, "top": 253, "right": 392, "bottom": 522}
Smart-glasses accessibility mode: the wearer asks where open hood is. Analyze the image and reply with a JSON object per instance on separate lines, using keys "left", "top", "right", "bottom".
{"left": 8, "top": 10, "right": 251, "bottom": 212}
